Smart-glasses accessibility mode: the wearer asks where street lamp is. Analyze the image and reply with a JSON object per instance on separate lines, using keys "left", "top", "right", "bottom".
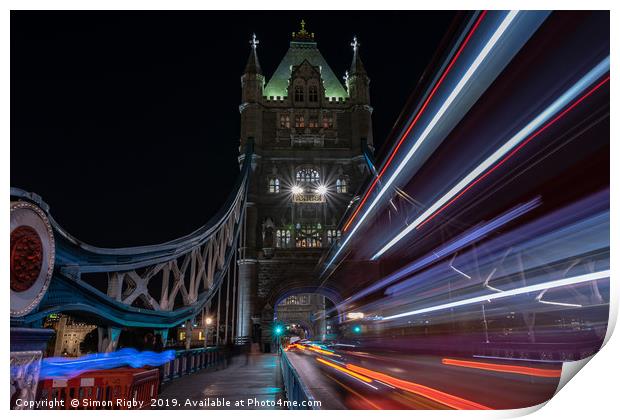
{"left": 316, "top": 185, "right": 328, "bottom": 195}
{"left": 204, "top": 316, "right": 213, "bottom": 347}
{"left": 292, "top": 185, "right": 304, "bottom": 195}
{"left": 274, "top": 325, "right": 284, "bottom": 354}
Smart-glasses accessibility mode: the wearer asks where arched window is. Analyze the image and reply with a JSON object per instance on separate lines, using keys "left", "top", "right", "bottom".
{"left": 294, "top": 85, "right": 304, "bottom": 102}
{"left": 279, "top": 114, "right": 290, "bottom": 128}
{"left": 336, "top": 178, "right": 348, "bottom": 193}
{"left": 268, "top": 177, "right": 280, "bottom": 193}
{"left": 296, "top": 168, "right": 320, "bottom": 183}
{"left": 308, "top": 85, "right": 319, "bottom": 102}
{"left": 276, "top": 229, "right": 292, "bottom": 248}
{"left": 295, "top": 114, "right": 305, "bottom": 128}
{"left": 327, "top": 229, "right": 341, "bottom": 245}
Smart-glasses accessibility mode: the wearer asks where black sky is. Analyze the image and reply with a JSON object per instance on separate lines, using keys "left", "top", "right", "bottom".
{"left": 11, "top": 11, "right": 456, "bottom": 247}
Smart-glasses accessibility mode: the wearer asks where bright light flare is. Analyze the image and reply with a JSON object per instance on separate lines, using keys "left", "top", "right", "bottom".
{"left": 316, "top": 185, "right": 328, "bottom": 195}
{"left": 291, "top": 185, "right": 304, "bottom": 195}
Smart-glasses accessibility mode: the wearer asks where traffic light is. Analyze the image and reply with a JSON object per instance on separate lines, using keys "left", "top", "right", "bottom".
{"left": 353, "top": 325, "right": 362, "bottom": 334}
{"left": 274, "top": 325, "right": 284, "bottom": 336}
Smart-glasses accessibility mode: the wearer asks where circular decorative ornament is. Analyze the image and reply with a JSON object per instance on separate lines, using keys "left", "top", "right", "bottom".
{"left": 10, "top": 201, "right": 55, "bottom": 317}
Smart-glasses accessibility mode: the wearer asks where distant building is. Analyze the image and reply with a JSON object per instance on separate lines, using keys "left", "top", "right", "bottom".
{"left": 50, "top": 315, "right": 96, "bottom": 357}
{"left": 236, "top": 21, "right": 373, "bottom": 351}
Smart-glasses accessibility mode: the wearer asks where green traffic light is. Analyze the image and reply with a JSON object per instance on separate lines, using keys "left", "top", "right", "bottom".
{"left": 275, "top": 325, "right": 283, "bottom": 335}
{"left": 353, "top": 325, "right": 362, "bottom": 333}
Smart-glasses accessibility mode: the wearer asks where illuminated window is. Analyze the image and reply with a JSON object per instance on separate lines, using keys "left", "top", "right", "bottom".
{"left": 268, "top": 177, "right": 280, "bottom": 193}
{"left": 309, "top": 85, "right": 319, "bottom": 102}
{"left": 296, "top": 168, "right": 320, "bottom": 183}
{"left": 322, "top": 113, "right": 334, "bottom": 128}
{"left": 308, "top": 115, "right": 319, "bottom": 128}
{"left": 336, "top": 178, "right": 348, "bottom": 193}
{"left": 296, "top": 224, "right": 322, "bottom": 248}
{"left": 295, "top": 114, "right": 305, "bottom": 128}
{"left": 294, "top": 85, "right": 304, "bottom": 102}
{"left": 327, "top": 229, "right": 341, "bottom": 245}
{"left": 283, "top": 295, "right": 310, "bottom": 305}
{"left": 279, "top": 114, "right": 290, "bottom": 128}
{"left": 276, "top": 229, "right": 292, "bottom": 248}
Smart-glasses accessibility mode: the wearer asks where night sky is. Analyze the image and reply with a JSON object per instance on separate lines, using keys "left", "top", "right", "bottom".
{"left": 11, "top": 11, "right": 456, "bottom": 247}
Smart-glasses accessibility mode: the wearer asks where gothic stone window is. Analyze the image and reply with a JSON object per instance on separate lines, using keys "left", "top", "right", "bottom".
{"left": 296, "top": 168, "right": 320, "bottom": 183}
{"left": 294, "top": 85, "right": 304, "bottom": 102}
{"left": 279, "top": 114, "right": 290, "bottom": 129}
{"left": 295, "top": 114, "right": 305, "bottom": 128}
{"left": 296, "top": 223, "right": 322, "bottom": 248}
{"left": 276, "top": 229, "right": 292, "bottom": 248}
{"left": 308, "top": 85, "right": 319, "bottom": 102}
{"left": 268, "top": 177, "right": 280, "bottom": 193}
{"left": 327, "top": 229, "right": 342, "bottom": 245}
{"left": 308, "top": 114, "right": 319, "bottom": 128}
{"left": 336, "top": 178, "right": 348, "bottom": 193}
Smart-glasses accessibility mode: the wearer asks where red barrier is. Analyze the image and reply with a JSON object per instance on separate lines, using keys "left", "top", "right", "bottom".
{"left": 37, "top": 368, "right": 159, "bottom": 409}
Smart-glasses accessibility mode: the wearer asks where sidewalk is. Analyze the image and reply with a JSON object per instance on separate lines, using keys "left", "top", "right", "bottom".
{"left": 158, "top": 350, "right": 285, "bottom": 410}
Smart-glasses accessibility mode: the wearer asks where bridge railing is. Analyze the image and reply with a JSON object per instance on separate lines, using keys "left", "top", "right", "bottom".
{"left": 159, "top": 346, "right": 226, "bottom": 384}
{"left": 279, "top": 347, "right": 318, "bottom": 410}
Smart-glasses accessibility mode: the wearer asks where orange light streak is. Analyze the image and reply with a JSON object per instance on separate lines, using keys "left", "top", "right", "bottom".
{"left": 316, "top": 357, "right": 373, "bottom": 383}
{"left": 345, "top": 363, "right": 490, "bottom": 410}
{"left": 441, "top": 358, "right": 562, "bottom": 378}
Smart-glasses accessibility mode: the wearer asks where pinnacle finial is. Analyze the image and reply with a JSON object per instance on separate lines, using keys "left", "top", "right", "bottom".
{"left": 351, "top": 35, "right": 360, "bottom": 52}
{"left": 292, "top": 19, "right": 314, "bottom": 41}
{"left": 250, "top": 33, "right": 260, "bottom": 49}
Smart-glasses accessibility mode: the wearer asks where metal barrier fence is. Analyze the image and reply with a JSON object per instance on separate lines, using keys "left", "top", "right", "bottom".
{"left": 279, "top": 348, "right": 318, "bottom": 410}
{"left": 159, "top": 346, "right": 226, "bottom": 384}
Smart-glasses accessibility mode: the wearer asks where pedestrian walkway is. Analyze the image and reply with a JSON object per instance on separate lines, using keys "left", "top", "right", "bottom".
{"left": 158, "top": 351, "right": 285, "bottom": 410}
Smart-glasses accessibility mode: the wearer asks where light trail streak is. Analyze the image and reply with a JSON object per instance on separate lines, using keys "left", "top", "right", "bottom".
{"left": 37, "top": 348, "right": 175, "bottom": 379}
{"left": 316, "top": 357, "right": 374, "bottom": 383}
{"left": 342, "top": 11, "right": 488, "bottom": 233}
{"left": 441, "top": 358, "right": 562, "bottom": 378}
{"left": 325, "top": 11, "right": 517, "bottom": 271}
{"left": 372, "top": 59, "right": 610, "bottom": 259}
{"left": 336, "top": 198, "right": 539, "bottom": 308}
{"left": 344, "top": 363, "right": 491, "bottom": 409}
{"left": 381, "top": 270, "right": 609, "bottom": 321}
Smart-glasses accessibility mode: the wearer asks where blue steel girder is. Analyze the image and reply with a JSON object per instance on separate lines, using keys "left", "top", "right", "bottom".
{"left": 11, "top": 142, "right": 254, "bottom": 329}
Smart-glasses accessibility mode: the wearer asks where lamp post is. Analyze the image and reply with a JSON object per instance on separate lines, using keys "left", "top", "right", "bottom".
{"left": 274, "top": 325, "right": 283, "bottom": 354}
{"left": 204, "top": 316, "right": 213, "bottom": 348}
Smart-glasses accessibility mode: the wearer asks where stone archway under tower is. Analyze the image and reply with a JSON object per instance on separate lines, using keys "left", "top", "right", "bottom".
{"left": 259, "top": 286, "right": 343, "bottom": 352}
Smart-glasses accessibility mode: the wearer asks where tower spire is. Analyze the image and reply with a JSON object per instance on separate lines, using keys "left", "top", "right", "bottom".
{"left": 244, "top": 33, "right": 262, "bottom": 74}
{"left": 349, "top": 35, "right": 367, "bottom": 75}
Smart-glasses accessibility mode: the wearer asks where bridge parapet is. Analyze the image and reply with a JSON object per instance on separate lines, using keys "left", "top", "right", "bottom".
{"left": 280, "top": 347, "right": 318, "bottom": 410}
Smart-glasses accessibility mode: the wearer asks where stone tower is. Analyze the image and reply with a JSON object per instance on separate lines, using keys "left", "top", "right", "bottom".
{"left": 236, "top": 21, "right": 373, "bottom": 350}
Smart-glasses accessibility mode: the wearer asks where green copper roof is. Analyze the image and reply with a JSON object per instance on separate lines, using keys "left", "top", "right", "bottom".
{"left": 264, "top": 41, "right": 348, "bottom": 99}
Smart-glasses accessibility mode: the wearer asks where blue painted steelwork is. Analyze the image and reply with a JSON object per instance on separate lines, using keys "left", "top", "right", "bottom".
{"left": 11, "top": 142, "right": 254, "bottom": 329}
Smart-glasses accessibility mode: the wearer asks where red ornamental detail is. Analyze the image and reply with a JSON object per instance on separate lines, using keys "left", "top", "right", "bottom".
{"left": 11, "top": 226, "right": 43, "bottom": 292}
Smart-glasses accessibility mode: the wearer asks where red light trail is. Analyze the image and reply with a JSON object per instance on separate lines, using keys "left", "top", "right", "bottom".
{"left": 343, "top": 11, "right": 488, "bottom": 232}
{"left": 344, "top": 363, "right": 491, "bottom": 409}
{"left": 416, "top": 75, "right": 610, "bottom": 230}
{"left": 442, "top": 358, "right": 562, "bottom": 378}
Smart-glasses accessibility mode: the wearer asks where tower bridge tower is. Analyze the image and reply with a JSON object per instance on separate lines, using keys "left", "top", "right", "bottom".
{"left": 237, "top": 22, "right": 373, "bottom": 350}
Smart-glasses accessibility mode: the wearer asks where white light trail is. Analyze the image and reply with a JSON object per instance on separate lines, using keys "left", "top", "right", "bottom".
{"left": 381, "top": 270, "right": 609, "bottom": 321}
{"left": 372, "top": 56, "right": 610, "bottom": 260}
{"left": 324, "top": 12, "right": 520, "bottom": 270}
